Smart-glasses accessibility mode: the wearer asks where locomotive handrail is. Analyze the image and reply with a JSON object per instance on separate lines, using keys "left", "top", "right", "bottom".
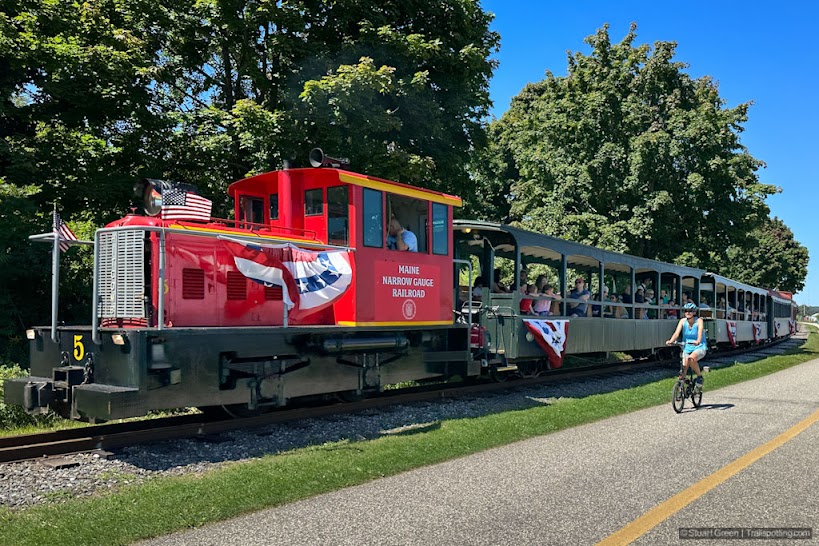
{"left": 453, "top": 259, "right": 474, "bottom": 321}
{"left": 215, "top": 234, "right": 354, "bottom": 253}
{"left": 29, "top": 232, "right": 94, "bottom": 343}
{"left": 172, "top": 217, "right": 320, "bottom": 241}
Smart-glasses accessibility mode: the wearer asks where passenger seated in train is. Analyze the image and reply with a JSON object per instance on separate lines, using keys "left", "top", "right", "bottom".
{"left": 645, "top": 289, "right": 657, "bottom": 318}
{"left": 633, "top": 288, "right": 646, "bottom": 319}
{"left": 621, "top": 286, "right": 633, "bottom": 318}
{"left": 386, "top": 217, "right": 417, "bottom": 251}
{"left": 472, "top": 277, "right": 484, "bottom": 300}
{"left": 699, "top": 297, "right": 710, "bottom": 308}
{"left": 568, "top": 278, "right": 591, "bottom": 317}
{"left": 591, "top": 293, "right": 602, "bottom": 317}
{"left": 604, "top": 294, "right": 619, "bottom": 318}
{"left": 518, "top": 268, "right": 530, "bottom": 294}
{"left": 666, "top": 300, "right": 678, "bottom": 319}
{"left": 492, "top": 268, "right": 510, "bottom": 293}
{"left": 533, "top": 285, "right": 558, "bottom": 316}
{"left": 520, "top": 284, "right": 537, "bottom": 314}
{"left": 638, "top": 278, "right": 653, "bottom": 294}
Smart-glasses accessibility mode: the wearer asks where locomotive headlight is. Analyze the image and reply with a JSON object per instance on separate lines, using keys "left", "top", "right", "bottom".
{"left": 111, "top": 334, "right": 126, "bottom": 346}
{"left": 144, "top": 186, "right": 162, "bottom": 217}
{"left": 26, "top": 329, "right": 37, "bottom": 340}
{"left": 525, "top": 332, "right": 534, "bottom": 342}
{"left": 134, "top": 179, "right": 163, "bottom": 217}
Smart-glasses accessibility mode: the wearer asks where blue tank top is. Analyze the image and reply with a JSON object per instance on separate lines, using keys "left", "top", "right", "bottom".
{"left": 682, "top": 320, "right": 706, "bottom": 352}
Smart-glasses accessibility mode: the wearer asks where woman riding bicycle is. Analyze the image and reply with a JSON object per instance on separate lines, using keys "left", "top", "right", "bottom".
{"left": 666, "top": 302, "right": 706, "bottom": 388}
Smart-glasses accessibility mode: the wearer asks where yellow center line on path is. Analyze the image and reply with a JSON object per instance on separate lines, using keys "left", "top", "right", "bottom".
{"left": 596, "top": 408, "right": 819, "bottom": 546}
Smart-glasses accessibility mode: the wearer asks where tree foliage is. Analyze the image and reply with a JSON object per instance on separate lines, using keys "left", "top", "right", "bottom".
{"left": 723, "top": 217, "right": 809, "bottom": 294}
{"left": 137, "top": 0, "right": 499, "bottom": 193}
{"left": 472, "top": 24, "right": 789, "bottom": 278}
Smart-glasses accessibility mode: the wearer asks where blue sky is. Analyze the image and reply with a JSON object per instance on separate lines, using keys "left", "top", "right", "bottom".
{"left": 482, "top": 0, "right": 819, "bottom": 305}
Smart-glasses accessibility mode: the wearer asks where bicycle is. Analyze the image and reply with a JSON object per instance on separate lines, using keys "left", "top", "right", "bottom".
{"left": 669, "top": 342, "right": 703, "bottom": 413}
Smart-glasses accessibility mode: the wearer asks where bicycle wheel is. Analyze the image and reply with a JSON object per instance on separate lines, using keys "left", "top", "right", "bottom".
{"left": 672, "top": 381, "right": 685, "bottom": 413}
{"left": 691, "top": 385, "right": 702, "bottom": 408}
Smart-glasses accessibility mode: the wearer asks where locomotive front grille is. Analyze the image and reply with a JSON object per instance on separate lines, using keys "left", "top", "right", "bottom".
{"left": 98, "top": 230, "right": 146, "bottom": 318}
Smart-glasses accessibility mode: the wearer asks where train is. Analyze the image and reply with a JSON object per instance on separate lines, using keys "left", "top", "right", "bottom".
{"left": 5, "top": 151, "right": 799, "bottom": 421}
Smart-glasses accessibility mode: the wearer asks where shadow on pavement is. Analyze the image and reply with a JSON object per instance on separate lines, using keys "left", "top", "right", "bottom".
{"left": 696, "top": 403, "right": 735, "bottom": 410}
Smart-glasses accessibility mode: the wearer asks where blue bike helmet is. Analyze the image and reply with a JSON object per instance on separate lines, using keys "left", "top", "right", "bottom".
{"left": 683, "top": 302, "right": 698, "bottom": 313}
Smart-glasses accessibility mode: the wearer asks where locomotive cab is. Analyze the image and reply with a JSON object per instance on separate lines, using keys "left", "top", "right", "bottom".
{"left": 8, "top": 162, "right": 471, "bottom": 421}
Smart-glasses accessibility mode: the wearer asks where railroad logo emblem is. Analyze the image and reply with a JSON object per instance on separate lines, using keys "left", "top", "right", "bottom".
{"left": 402, "top": 299, "right": 417, "bottom": 320}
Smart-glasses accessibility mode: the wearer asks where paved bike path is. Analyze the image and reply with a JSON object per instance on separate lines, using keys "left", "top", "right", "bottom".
{"left": 139, "top": 345, "right": 819, "bottom": 546}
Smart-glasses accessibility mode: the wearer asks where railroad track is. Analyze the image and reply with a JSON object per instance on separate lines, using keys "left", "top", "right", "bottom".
{"left": 1, "top": 336, "right": 804, "bottom": 465}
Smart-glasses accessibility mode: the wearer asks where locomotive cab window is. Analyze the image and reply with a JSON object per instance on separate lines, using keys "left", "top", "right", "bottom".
{"left": 305, "top": 188, "right": 323, "bottom": 216}
{"left": 387, "top": 194, "right": 427, "bottom": 253}
{"left": 432, "top": 203, "right": 448, "bottom": 255}
{"left": 269, "top": 193, "right": 279, "bottom": 221}
{"left": 327, "top": 186, "right": 349, "bottom": 246}
{"left": 363, "top": 188, "right": 383, "bottom": 248}
{"left": 239, "top": 195, "right": 265, "bottom": 228}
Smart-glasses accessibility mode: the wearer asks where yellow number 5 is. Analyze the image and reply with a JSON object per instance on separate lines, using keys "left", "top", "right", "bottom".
{"left": 73, "top": 335, "right": 85, "bottom": 361}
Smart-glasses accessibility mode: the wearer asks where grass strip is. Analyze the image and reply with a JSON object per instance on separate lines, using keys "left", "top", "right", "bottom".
{"left": 1, "top": 331, "right": 817, "bottom": 546}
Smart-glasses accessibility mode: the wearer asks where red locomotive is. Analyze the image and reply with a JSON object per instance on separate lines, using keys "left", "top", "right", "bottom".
{"left": 8, "top": 151, "right": 473, "bottom": 420}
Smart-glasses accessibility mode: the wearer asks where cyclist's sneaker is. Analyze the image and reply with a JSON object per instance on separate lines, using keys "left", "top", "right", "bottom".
{"left": 695, "top": 376, "right": 703, "bottom": 390}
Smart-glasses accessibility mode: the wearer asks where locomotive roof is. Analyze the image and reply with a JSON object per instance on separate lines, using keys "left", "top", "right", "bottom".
{"left": 454, "top": 219, "right": 706, "bottom": 278}
{"left": 228, "top": 168, "right": 463, "bottom": 207}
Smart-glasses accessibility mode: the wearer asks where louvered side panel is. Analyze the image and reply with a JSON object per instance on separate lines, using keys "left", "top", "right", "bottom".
{"left": 98, "top": 230, "right": 146, "bottom": 318}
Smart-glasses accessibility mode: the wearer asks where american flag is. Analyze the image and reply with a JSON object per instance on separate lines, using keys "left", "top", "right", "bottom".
{"left": 160, "top": 185, "right": 212, "bottom": 221}
{"left": 53, "top": 211, "right": 78, "bottom": 252}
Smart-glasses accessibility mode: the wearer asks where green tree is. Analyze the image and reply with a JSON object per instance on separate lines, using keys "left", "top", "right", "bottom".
{"left": 1, "top": 0, "right": 170, "bottom": 360}
{"left": 473, "top": 23, "right": 780, "bottom": 270}
{"left": 722, "top": 217, "right": 808, "bottom": 294}
{"left": 143, "top": 0, "right": 498, "bottom": 195}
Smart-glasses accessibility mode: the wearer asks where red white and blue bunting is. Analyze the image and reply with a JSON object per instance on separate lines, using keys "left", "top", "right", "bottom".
{"left": 523, "top": 319, "right": 569, "bottom": 369}
{"left": 726, "top": 320, "right": 738, "bottom": 348}
{"left": 752, "top": 322, "right": 763, "bottom": 344}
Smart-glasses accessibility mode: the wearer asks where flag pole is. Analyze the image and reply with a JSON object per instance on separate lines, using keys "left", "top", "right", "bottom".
{"left": 51, "top": 207, "right": 61, "bottom": 343}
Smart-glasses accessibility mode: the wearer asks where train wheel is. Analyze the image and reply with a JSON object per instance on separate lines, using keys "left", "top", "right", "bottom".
{"left": 490, "top": 367, "right": 510, "bottom": 382}
{"left": 514, "top": 360, "right": 546, "bottom": 379}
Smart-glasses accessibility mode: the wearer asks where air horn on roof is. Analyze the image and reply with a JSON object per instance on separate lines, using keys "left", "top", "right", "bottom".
{"left": 309, "top": 148, "right": 349, "bottom": 169}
